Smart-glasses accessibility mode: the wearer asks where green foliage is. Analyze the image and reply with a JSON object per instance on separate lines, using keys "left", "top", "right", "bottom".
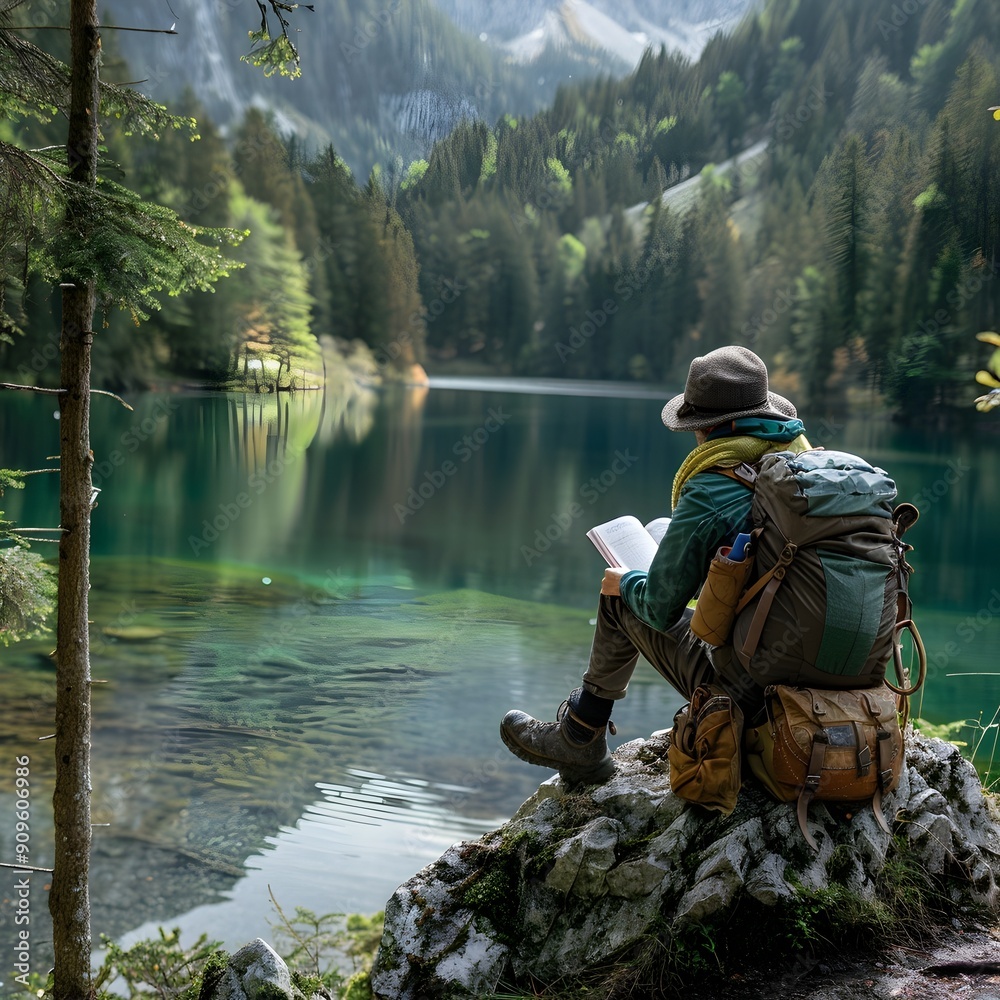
{"left": 242, "top": 31, "right": 302, "bottom": 80}
{"left": 0, "top": 470, "right": 57, "bottom": 645}
{"left": 0, "top": 546, "right": 56, "bottom": 644}
{"left": 215, "top": 190, "right": 318, "bottom": 388}
{"left": 557, "top": 233, "right": 587, "bottom": 283}
{"left": 380, "top": 0, "right": 1000, "bottom": 409}
{"left": 8, "top": 912, "right": 384, "bottom": 1000}
{"left": 714, "top": 70, "right": 747, "bottom": 151}
{"left": 912, "top": 717, "right": 969, "bottom": 744}
{"left": 10, "top": 969, "right": 53, "bottom": 997}
{"left": 0, "top": 3, "right": 250, "bottom": 362}
{"left": 912, "top": 707, "right": 1000, "bottom": 793}
{"left": 962, "top": 706, "right": 1000, "bottom": 791}
{"left": 268, "top": 896, "right": 346, "bottom": 990}
{"left": 913, "top": 182, "right": 945, "bottom": 212}
{"left": 239, "top": 2, "right": 314, "bottom": 79}
{"left": 400, "top": 159, "right": 429, "bottom": 190}
{"left": 41, "top": 178, "right": 246, "bottom": 323}
{"left": 546, "top": 156, "right": 572, "bottom": 194}
{"left": 92, "top": 927, "right": 224, "bottom": 1000}
{"left": 268, "top": 889, "right": 385, "bottom": 993}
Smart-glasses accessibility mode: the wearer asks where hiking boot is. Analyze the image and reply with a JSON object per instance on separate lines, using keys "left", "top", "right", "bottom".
{"left": 500, "top": 693, "right": 617, "bottom": 784}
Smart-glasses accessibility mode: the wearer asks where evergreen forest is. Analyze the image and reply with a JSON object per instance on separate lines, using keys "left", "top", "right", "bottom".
{"left": 3, "top": 0, "right": 1000, "bottom": 418}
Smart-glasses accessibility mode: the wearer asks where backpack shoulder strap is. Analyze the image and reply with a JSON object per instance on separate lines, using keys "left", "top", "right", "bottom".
{"left": 711, "top": 462, "right": 759, "bottom": 489}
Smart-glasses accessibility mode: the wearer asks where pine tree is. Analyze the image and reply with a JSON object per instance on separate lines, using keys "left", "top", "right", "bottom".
{"left": 233, "top": 107, "right": 298, "bottom": 232}
{"left": 0, "top": 4, "right": 298, "bottom": 995}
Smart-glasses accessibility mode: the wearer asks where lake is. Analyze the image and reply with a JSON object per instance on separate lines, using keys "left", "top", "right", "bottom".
{"left": 1, "top": 378, "right": 999, "bottom": 981}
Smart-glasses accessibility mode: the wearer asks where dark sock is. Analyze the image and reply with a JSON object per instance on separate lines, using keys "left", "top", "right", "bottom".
{"left": 564, "top": 688, "right": 613, "bottom": 743}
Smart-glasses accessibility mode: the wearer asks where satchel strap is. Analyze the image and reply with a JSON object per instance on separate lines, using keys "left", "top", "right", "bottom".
{"left": 796, "top": 731, "right": 829, "bottom": 852}
{"left": 854, "top": 721, "right": 871, "bottom": 777}
{"left": 866, "top": 729, "right": 894, "bottom": 836}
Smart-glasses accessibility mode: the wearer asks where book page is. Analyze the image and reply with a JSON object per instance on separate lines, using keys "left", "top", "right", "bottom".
{"left": 644, "top": 517, "right": 671, "bottom": 545}
{"left": 586, "top": 515, "right": 661, "bottom": 572}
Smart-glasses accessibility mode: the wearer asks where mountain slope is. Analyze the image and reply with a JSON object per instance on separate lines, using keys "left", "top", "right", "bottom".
{"left": 432, "top": 0, "right": 756, "bottom": 65}
{"left": 106, "top": 0, "right": 753, "bottom": 176}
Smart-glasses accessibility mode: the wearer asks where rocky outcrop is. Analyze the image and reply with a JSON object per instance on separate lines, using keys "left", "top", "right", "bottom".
{"left": 200, "top": 939, "right": 315, "bottom": 1000}
{"left": 370, "top": 731, "right": 1000, "bottom": 999}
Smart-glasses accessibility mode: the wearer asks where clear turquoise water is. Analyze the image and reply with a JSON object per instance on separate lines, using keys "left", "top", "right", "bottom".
{"left": 1, "top": 381, "right": 999, "bottom": 969}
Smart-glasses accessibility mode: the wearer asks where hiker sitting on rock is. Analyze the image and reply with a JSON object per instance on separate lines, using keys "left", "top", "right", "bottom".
{"left": 501, "top": 345, "right": 812, "bottom": 784}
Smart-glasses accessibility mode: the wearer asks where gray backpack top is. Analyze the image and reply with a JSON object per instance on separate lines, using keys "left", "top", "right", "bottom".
{"left": 728, "top": 450, "right": 905, "bottom": 690}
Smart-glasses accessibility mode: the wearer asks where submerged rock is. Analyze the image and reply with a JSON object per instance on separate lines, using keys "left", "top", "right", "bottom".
{"left": 370, "top": 731, "right": 1000, "bottom": 999}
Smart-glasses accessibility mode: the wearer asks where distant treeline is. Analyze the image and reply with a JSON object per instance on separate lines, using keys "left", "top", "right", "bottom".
{"left": 393, "top": 0, "right": 1000, "bottom": 415}
{"left": 2, "top": 0, "right": 999, "bottom": 416}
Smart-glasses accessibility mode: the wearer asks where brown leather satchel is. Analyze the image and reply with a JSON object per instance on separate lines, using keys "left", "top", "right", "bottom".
{"left": 668, "top": 684, "right": 744, "bottom": 816}
{"left": 744, "top": 684, "right": 904, "bottom": 850}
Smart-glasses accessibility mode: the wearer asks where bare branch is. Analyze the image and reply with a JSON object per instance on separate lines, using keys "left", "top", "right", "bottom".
{"left": 0, "top": 381, "right": 63, "bottom": 395}
{"left": 91, "top": 389, "right": 133, "bottom": 410}
{"left": 3, "top": 24, "right": 178, "bottom": 33}
{"left": 0, "top": 383, "right": 133, "bottom": 409}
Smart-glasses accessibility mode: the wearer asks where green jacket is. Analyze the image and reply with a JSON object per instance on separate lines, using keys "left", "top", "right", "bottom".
{"left": 620, "top": 472, "right": 753, "bottom": 632}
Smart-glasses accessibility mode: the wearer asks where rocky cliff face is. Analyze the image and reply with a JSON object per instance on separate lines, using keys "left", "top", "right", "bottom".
{"left": 369, "top": 731, "right": 1000, "bottom": 998}
{"left": 435, "top": 0, "right": 752, "bottom": 56}
{"left": 102, "top": 0, "right": 753, "bottom": 176}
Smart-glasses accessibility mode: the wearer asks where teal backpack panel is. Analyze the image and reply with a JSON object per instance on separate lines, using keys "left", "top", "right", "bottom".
{"left": 786, "top": 450, "right": 897, "bottom": 519}
{"left": 814, "top": 550, "right": 892, "bottom": 677}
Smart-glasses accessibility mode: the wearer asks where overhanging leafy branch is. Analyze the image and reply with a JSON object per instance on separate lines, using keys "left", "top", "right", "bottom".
{"left": 242, "top": 0, "right": 315, "bottom": 78}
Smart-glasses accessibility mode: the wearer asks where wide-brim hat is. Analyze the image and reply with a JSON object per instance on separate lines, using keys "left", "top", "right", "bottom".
{"left": 661, "top": 345, "right": 796, "bottom": 431}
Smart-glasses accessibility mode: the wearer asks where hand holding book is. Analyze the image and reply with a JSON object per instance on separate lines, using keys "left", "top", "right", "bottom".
{"left": 586, "top": 515, "right": 672, "bottom": 572}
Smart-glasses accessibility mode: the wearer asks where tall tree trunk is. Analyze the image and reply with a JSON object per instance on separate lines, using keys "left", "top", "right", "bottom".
{"left": 50, "top": 2, "right": 99, "bottom": 998}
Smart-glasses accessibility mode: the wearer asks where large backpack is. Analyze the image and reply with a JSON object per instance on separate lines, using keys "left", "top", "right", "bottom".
{"left": 725, "top": 449, "right": 915, "bottom": 691}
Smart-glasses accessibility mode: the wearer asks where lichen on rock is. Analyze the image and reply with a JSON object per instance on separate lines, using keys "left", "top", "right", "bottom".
{"left": 369, "top": 731, "right": 1000, "bottom": 999}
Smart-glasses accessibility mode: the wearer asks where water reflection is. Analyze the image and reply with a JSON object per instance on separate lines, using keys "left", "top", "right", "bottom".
{"left": 119, "top": 768, "right": 501, "bottom": 953}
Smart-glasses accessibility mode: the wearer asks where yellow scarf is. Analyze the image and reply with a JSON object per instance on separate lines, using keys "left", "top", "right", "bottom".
{"left": 671, "top": 434, "right": 812, "bottom": 511}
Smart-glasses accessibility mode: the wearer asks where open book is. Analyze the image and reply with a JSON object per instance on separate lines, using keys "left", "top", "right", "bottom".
{"left": 586, "top": 515, "right": 671, "bottom": 572}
